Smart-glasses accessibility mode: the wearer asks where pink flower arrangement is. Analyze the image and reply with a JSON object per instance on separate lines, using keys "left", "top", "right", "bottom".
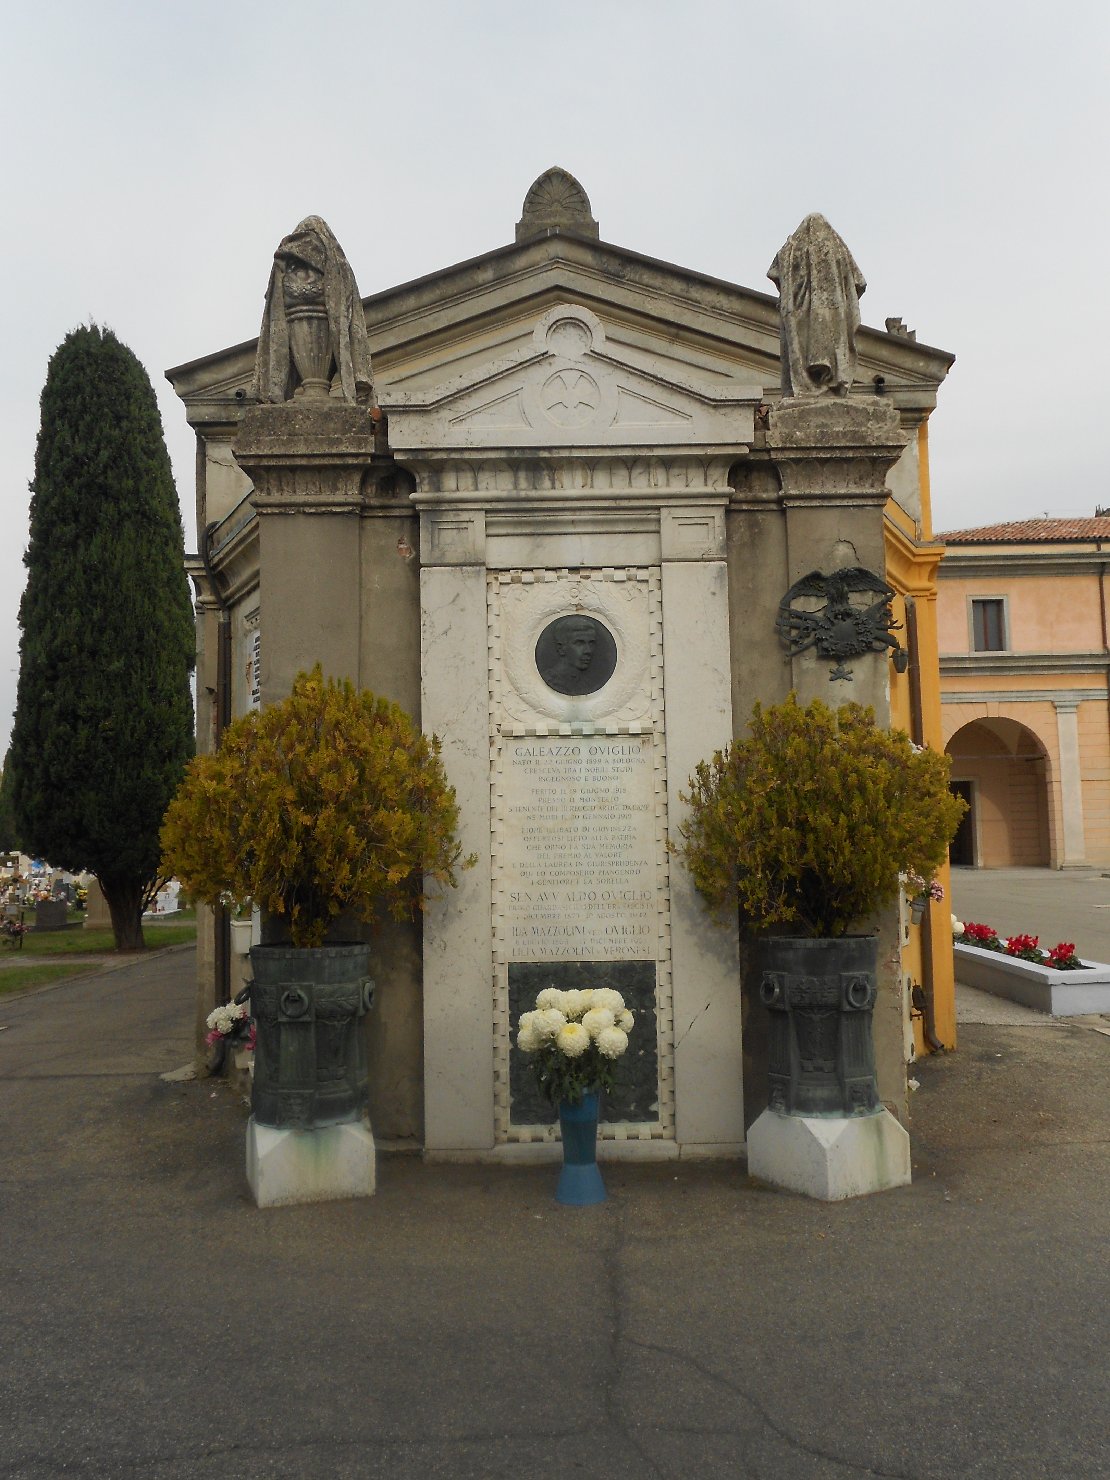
{"left": 205, "top": 1021, "right": 257, "bottom": 1051}
{"left": 906, "top": 871, "right": 945, "bottom": 903}
{"left": 203, "top": 999, "right": 254, "bottom": 1048}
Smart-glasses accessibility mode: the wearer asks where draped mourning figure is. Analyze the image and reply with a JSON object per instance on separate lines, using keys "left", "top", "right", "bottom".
{"left": 768, "top": 214, "right": 866, "bottom": 399}
{"left": 252, "top": 216, "right": 373, "bottom": 406}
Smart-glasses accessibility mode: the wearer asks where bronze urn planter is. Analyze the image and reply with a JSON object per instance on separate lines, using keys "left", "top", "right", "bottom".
{"left": 248, "top": 942, "right": 376, "bottom": 1132}
{"left": 755, "top": 935, "right": 880, "bottom": 1118}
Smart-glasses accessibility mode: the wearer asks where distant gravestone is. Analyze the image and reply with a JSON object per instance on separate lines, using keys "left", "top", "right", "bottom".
{"left": 145, "top": 880, "right": 181, "bottom": 916}
{"left": 83, "top": 880, "right": 112, "bottom": 930}
{"left": 34, "top": 899, "right": 68, "bottom": 932}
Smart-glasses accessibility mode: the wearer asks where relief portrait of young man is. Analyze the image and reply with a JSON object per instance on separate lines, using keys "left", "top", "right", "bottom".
{"left": 535, "top": 614, "right": 617, "bottom": 696}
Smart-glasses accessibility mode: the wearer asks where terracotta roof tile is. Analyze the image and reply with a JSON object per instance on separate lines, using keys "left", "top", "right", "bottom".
{"left": 938, "top": 518, "right": 1110, "bottom": 544}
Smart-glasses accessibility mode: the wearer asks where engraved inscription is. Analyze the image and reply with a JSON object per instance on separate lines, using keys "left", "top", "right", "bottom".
{"left": 501, "top": 737, "right": 658, "bottom": 960}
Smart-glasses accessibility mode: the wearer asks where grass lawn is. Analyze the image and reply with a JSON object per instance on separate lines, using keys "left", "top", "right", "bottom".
{"left": 12, "top": 911, "right": 197, "bottom": 956}
{"left": 0, "top": 962, "right": 94, "bottom": 996}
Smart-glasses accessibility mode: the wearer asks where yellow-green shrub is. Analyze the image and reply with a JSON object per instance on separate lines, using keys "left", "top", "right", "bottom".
{"left": 161, "top": 667, "right": 470, "bottom": 948}
{"left": 676, "top": 694, "right": 965, "bottom": 938}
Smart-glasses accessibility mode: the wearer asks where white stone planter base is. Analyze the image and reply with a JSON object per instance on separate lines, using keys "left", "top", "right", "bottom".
{"left": 246, "top": 1117, "right": 376, "bottom": 1208}
{"left": 747, "top": 1108, "right": 911, "bottom": 1201}
{"left": 954, "top": 942, "right": 1110, "bottom": 1016}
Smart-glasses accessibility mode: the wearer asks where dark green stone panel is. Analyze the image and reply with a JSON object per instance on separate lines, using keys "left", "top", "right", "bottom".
{"left": 508, "top": 959, "right": 659, "bottom": 1126}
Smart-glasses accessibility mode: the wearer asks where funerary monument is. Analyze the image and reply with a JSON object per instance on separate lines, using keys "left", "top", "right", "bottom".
{"left": 168, "top": 171, "right": 954, "bottom": 1163}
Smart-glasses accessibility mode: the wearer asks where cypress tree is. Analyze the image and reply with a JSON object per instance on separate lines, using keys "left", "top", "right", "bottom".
{"left": 9, "top": 325, "right": 195, "bottom": 949}
{"left": 0, "top": 757, "right": 20, "bottom": 854}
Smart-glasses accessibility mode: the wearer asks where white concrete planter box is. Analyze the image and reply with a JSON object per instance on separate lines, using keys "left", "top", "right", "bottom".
{"left": 954, "top": 941, "right": 1110, "bottom": 1016}
{"left": 229, "top": 918, "right": 253, "bottom": 956}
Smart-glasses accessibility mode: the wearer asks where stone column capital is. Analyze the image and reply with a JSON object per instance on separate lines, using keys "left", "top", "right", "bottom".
{"left": 232, "top": 401, "right": 386, "bottom": 513}
{"left": 765, "top": 397, "right": 907, "bottom": 506}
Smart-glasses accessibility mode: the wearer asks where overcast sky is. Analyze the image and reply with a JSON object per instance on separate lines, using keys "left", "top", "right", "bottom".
{"left": 2, "top": 0, "right": 1108, "bottom": 760}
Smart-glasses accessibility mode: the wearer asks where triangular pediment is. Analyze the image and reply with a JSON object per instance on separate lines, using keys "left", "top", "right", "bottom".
{"left": 615, "top": 387, "right": 692, "bottom": 426}
{"left": 167, "top": 228, "right": 955, "bottom": 440}
{"left": 452, "top": 386, "right": 530, "bottom": 430}
{"left": 379, "top": 303, "right": 761, "bottom": 451}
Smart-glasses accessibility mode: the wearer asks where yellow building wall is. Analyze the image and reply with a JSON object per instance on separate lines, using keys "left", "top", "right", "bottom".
{"left": 940, "top": 535, "right": 1110, "bottom": 871}
{"left": 939, "top": 569, "right": 1106, "bottom": 654}
{"left": 1078, "top": 700, "right": 1110, "bottom": 860}
{"left": 885, "top": 418, "right": 955, "bottom": 1053}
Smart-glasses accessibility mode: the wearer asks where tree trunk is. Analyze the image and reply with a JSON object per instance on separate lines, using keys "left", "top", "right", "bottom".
{"left": 99, "top": 877, "right": 147, "bottom": 951}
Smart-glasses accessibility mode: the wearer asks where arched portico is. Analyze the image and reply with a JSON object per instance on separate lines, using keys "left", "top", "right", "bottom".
{"left": 946, "top": 717, "right": 1054, "bottom": 867}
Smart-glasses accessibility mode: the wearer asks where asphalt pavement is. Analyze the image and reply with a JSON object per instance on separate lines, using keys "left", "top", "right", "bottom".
{"left": 951, "top": 865, "right": 1110, "bottom": 963}
{"left": 1, "top": 902, "right": 1109, "bottom": 1479}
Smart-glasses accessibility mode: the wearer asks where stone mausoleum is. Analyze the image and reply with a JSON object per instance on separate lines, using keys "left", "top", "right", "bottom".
{"left": 167, "top": 169, "right": 956, "bottom": 1160}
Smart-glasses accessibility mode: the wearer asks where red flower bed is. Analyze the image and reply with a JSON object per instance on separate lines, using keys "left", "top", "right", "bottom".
{"left": 962, "top": 921, "right": 1000, "bottom": 949}
{"left": 956, "top": 921, "right": 1084, "bottom": 971}
{"left": 1046, "top": 942, "right": 1081, "bottom": 969}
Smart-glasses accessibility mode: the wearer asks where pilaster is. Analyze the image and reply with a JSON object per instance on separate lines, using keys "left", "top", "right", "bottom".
{"left": 1054, "top": 700, "right": 1087, "bottom": 866}
{"left": 766, "top": 397, "right": 907, "bottom": 717}
{"left": 765, "top": 396, "right": 911, "bottom": 1125}
{"left": 232, "top": 402, "right": 383, "bottom": 701}
{"left": 420, "top": 562, "right": 496, "bottom": 1152}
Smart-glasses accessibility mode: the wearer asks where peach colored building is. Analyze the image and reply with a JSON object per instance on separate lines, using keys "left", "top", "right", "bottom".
{"left": 938, "top": 518, "right": 1110, "bottom": 868}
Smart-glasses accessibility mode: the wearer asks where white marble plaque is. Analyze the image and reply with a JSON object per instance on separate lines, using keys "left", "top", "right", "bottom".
{"left": 500, "top": 735, "right": 658, "bottom": 961}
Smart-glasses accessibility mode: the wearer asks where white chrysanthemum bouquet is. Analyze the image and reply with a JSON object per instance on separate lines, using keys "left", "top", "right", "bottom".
{"left": 516, "top": 986, "right": 634, "bottom": 1106}
{"left": 204, "top": 997, "right": 255, "bottom": 1050}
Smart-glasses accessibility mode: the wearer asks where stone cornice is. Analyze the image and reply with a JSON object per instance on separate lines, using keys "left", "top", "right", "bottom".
{"left": 207, "top": 496, "right": 256, "bottom": 557}
{"left": 942, "top": 686, "right": 1107, "bottom": 705}
{"left": 883, "top": 518, "right": 945, "bottom": 595}
{"left": 209, "top": 520, "right": 259, "bottom": 606}
{"left": 938, "top": 548, "right": 1110, "bottom": 579}
{"left": 941, "top": 651, "right": 1110, "bottom": 677}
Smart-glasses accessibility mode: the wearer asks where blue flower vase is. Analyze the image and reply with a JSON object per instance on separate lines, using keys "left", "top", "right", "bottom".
{"left": 556, "top": 1091, "right": 607, "bottom": 1206}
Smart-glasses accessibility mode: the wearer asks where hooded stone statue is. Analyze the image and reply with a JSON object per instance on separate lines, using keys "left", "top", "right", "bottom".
{"left": 251, "top": 216, "right": 373, "bottom": 406}
{"left": 768, "top": 214, "right": 866, "bottom": 399}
